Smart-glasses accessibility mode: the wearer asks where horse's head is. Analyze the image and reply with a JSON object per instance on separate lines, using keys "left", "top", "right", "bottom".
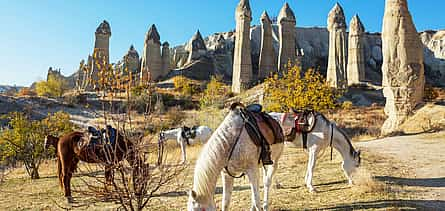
{"left": 187, "top": 190, "right": 216, "bottom": 211}
{"left": 353, "top": 150, "right": 361, "bottom": 168}
{"left": 44, "top": 135, "right": 59, "bottom": 151}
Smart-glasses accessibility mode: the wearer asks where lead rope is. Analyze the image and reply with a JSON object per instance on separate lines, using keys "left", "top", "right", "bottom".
{"left": 330, "top": 123, "right": 334, "bottom": 161}
{"left": 225, "top": 122, "right": 246, "bottom": 179}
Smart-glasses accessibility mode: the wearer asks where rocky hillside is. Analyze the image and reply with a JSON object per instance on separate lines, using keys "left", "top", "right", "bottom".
{"left": 172, "top": 26, "right": 445, "bottom": 86}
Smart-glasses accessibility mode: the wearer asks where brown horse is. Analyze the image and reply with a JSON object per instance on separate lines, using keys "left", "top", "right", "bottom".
{"left": 44, "top": 131, "right": 138, "bottom": 203}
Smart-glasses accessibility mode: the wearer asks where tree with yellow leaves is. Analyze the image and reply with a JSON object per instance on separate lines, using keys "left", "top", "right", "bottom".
{"left": 264, "top": 64, "right": 341, "bottom": 112}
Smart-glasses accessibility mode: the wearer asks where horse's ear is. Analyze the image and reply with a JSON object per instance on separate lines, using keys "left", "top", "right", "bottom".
{"left": 189, "top": 189, "right": 198, "bottom": 200}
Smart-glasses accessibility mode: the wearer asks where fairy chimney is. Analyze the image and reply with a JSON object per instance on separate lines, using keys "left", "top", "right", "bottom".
{"left": 232, "top": 0, "right": 253, "bottom": 93}
{"left": 347, "top": 15, "right": 366, "bottom": 86}
{"left": 140, "top": 24, "right": 162, "bottom": 82}
{"left": 259, "top": 11, "right": 275, "bottom": 80}
{"left": 381, "top": 0, "right": 425, "bottom": 135}
{"left": 161, "top": 42, "right": 171, "bottom": 76}
{"left": 327, "top": 3, "right": 348, "bottom": 89}
{"left": 91, "top": 20, "right": 111, "bottom": 87}
{"left": 186, "top": 30, "right": 207, "bottom": 64}
{"left": 277, "top": 3, "right": 297, "bottom": 73}
{"left": 123, "top": 45, "right": 140, "bottom": 75}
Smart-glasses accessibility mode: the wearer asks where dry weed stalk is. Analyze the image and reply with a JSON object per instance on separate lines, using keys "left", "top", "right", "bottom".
{"left": 67, "top": 55, "right": 185, "bottom": 211}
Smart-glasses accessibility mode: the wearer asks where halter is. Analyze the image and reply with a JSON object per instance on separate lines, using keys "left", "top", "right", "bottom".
{"left": 224, "top": 121, "right": 246, "bottom": 178}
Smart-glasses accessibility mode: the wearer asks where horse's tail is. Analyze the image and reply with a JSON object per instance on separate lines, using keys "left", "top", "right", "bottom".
{"left": 56, "top": 154, "right": 63, "bottom": 190}
{"left": 230, "top": 102, "right": 245, "bottom": 110}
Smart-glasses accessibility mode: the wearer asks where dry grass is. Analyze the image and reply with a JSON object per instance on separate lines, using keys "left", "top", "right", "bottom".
{"left": 0, "top": 143, "right": 399, "bottom": 210}
{"left": 328, "top": 106, "right": 386, "bottom": 141}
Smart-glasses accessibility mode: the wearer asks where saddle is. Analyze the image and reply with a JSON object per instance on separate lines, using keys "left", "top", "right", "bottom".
{"left": 292, "top": 109, "right": 317, "bottom": 150}
{"left": 241, "top": 104, "right": 285, "bottom": 165}
{"left": 181, "top": 126, "right": 197, "bottom": 145}
{"left": 85, "top": 125, "right": 117, "bottom": 149}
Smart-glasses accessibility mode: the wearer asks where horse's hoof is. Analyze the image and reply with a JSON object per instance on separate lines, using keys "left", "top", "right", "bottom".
{"left": 66, "top": 196, "right": 74, "bottom": 203}
{"left": 262, "top": 204, "right": 269, "bottom": 211}
{"left": 308, "top": 187, "right": 317, "bottom": 193}
{"left": 275, "top": 183, "right": 283, "bottom": 189}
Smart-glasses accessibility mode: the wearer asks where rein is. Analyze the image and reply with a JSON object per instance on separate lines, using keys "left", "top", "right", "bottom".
{"left": 224, "top": 122, "right": 246, "bottom": 179}
{"left": 330, "top": 123, "right": 334, "bottom": 161}
{"left": 157, "top": 133, "right": 165, "bottom": 166}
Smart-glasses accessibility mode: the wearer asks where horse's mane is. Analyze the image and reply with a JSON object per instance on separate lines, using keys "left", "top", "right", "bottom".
{"left": 192, "top": 109, "right": 243, "bottom": 200}
{"left": 318, "top": 114, "right": 356, "bottom": 156}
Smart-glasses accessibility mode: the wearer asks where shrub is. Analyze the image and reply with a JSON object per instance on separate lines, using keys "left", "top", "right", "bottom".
{"left": 0, "top": 111, "right": 73, "bottom": 179}
{"left": 199, "top": 76, "right": 230, "bottom": 108}
{"left": 342, "top": 101, "right": 354, "bottom": 110}
{"left": 424, "top": 84, "right": 439, "bottom": 102}
{"left": 35, "top": 74, "right": 68, "bottom": 98}
{"left": 172, "top": 76, "right": 199, "bottom": 96}
{"left": 16, "top": 88, "right": 36, "bottom": 97}
{"left": 264, "top": 64, "right": 341, "bottom": 112}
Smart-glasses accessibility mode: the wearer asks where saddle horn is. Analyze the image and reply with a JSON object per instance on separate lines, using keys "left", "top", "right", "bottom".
{"left": 230, "top": 102, "right": 246, "bottom": 111}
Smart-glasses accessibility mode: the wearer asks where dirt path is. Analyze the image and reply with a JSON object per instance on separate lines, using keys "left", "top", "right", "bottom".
{"left": 356, "top": 131, "right": 445, "bottom": 208}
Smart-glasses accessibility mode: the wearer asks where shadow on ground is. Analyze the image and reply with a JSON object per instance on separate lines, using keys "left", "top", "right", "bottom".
{"left": 299, "top": 199, "right": 445, "bottom": 210}
{"left": 375, "top": 176, "right": 445, "bottom": 188}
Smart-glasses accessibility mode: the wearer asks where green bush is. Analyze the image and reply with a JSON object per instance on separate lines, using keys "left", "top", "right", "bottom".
{"left": 199, "top": 76, "right": 230, "bottom": 108}
{"left": 35, "top": 74, "right": 68, "bottom": 98}
{"left": 0, "top": 111, "right": 73, "bottom": 179}
{"left": 264, "top": 65, "right": 341, "bottom": 112}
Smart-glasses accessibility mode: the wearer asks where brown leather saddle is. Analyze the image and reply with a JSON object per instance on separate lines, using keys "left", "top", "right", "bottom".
{"left": 292, "top": 109, "right": 317, "bottom": 150}
{"left": 240, "top": 104, "right": 285, "bottom": 165}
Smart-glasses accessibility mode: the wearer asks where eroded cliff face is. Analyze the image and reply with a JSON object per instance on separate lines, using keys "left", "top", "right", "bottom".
{"left": 170, "top": 26, "right": 444, "bottom": 86}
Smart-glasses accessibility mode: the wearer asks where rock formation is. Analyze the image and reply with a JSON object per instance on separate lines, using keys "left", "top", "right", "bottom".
{"left": 232, "top": 0, "right": 253, "bottom": 93}
{"left": 347, "top": 15, "right": 366, "bottom": 86}
{"left": 258, "top": 11, "right": 275, "bottom": 80}
{"left": 122, "top": 45, "right": 140, "bottom": 85}
{"left": 327, "top": 3, "right": 348, "bottom": 89}
{"left": 381, "top": 0, "right": 425, "bottom": 135}
{"left": 123, "top": 45, "right": 140, "bottom": 75}
{"left": 140, "top": 24, "right": 162, "bottom": 82}
{"left": 186, "top": 30, "right": 208, "bottom": 64}
{"left": 91, "top": 20, "right": 111, "bottom": 88}
{"left": 161, "top": 42, "right": 171, "bottom": 76}
{"left": 277, "top": 3, "right": 297, "bottom": 73}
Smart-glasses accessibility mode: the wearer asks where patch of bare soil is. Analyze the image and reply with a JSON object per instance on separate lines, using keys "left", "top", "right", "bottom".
{"left": 357, "top": 131, "right": 445, "bottom": 209}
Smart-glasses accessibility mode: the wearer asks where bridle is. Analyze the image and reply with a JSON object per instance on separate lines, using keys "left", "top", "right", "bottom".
{"left": 157, "top": 132, "right": 165, "bottom": 166}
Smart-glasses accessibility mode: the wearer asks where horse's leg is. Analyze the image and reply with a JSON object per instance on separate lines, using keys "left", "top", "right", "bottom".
{"left": 262, "top": 162, "right": 278, "bottom": 211}
{"left": 105, "top": 165, "right": 114, "bottom": 187}
{"left": 62, "top": 169, "right": 73, "bottom": 203}
{"left": 246, "top": 167, "right": 261, "bottom": 211}
{"left": 60, "top": 155, "right": 74, "bottom": 203}
{"left": 305, "top": 147, "right": 318, "bottom": 193}
{"left": 221, "top": 172, "right": 234, "bottom": 211}
{"left": 179, "top": 138, "right": 187, "bottom": 164}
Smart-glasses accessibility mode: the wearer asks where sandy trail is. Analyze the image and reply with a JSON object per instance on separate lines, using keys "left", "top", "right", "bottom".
{"left": 357, "top": 131, "right": 445, "bottom": 206}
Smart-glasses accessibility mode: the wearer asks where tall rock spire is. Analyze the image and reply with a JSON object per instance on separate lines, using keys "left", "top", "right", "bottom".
{"left": 327, "top": 3, "right": 348, "bottom": 89}
{"left": 259, "top": 11, "right": 275, "bottom": 80}
{"left": 186, "top": 30, "right": 207, "bottom": 64}
{"left": 381, "top": 0, "right": 425, "bottom": 135}
{"left": 232, "top": 0, "right": 253, "bottom": 93}
{"left": 140, "top": 24, "right": 162, "bottom": 82}
{"left": 161, "top": 42, "right": 171, "bottom": 76}
{"left": 347, "top": 15, "right": 366, "bottom": 86}
{"left": 277, "top": 3, "right": 297, "bottom": 73}
{"left": 91, "top": 20, "right": 112, "bottom": 90}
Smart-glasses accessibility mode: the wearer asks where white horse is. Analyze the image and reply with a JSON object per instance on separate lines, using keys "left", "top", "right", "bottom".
{"left": 188, "top": 104, "right": 284, "bottom": 211}
{"left": 159, "top": 126, "right": 212, "bottom": 164}
{"left": 268, "top": 112, "right": 361, "bottom": 193}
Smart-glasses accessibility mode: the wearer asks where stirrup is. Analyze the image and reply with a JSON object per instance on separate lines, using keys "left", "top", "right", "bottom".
{"left": 261, "top": 150, "right": 274, "bottom": 165}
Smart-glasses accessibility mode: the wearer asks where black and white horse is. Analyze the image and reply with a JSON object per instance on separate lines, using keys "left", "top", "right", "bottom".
{"left": 158, "top": 126, "right": 212, "bottom": 164}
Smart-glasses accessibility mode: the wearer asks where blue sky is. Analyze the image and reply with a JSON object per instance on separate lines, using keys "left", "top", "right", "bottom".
{"left": 0, "top": 0, "right": 444, "bottom": 86}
